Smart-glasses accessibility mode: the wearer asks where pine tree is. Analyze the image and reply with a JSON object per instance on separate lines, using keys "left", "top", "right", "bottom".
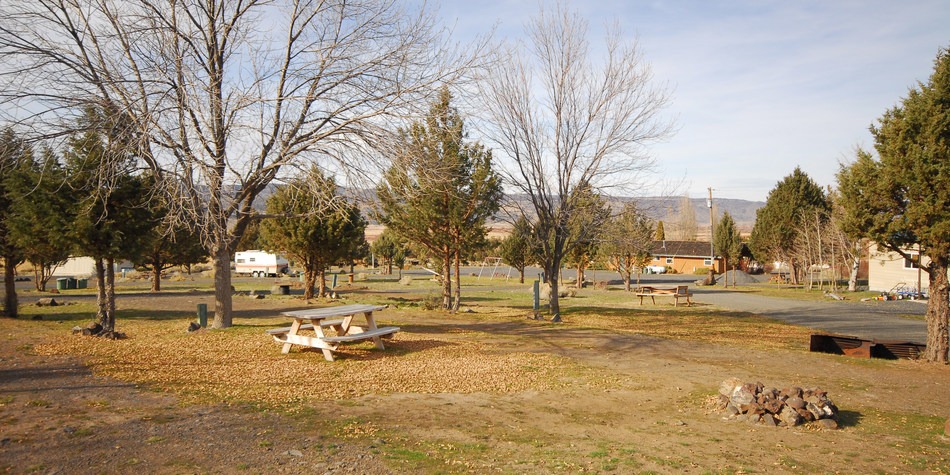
{"left": 499, "top": 217, "right": 535, "bottom": 284}
{"left": 750, "top": 167, "right": 829, "bottom": 284}
{"left": 6, "top": 146, "right": 74, "bottom": 291}
{"left": 0, "top": 129, "right": 28, "bottom": 317}
{"left": 837, "top": 47, "right": 950, "bottom": 363}
{"left": 714, "top": 212, "right": 743, "bottom": 287}
{"left": 377, "top": 87, "right": 502, "bottom": 311}
{"left": 261, "top": 167, "right": 367, "bottom": 300}
{"left": 600, "top": 203, "right": 655, "bottom": 291}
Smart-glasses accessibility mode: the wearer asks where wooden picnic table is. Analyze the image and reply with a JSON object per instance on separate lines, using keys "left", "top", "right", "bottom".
{"left": 635, "top": 285, "right": 693, "bottom": 307}
{"left": 266, "top": 304, "right": 400, "bottom": 361}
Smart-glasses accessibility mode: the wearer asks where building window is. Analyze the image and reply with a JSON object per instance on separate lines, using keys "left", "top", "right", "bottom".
{"left": 904, "top": 254, "right": 920, "bottom": 269}
{"left": 703, "top": 258, "right": 712, "bottom": 266}
{"left": 665, "top": 257, "right": 673, "bottom": 264}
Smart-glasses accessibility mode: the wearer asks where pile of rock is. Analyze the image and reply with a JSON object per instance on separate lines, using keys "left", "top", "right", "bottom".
{"left": 715, "top": 378, "right": 840, "bottom": 429}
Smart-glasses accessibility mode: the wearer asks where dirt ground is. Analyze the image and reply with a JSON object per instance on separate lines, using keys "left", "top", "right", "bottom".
{"left": 2, "top": 279, "right": 949, "bottom": 474}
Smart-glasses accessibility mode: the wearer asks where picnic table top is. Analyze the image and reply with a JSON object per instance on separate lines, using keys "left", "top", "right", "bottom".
{"left": 281, "top": 304, "right": 387, "bottom": 319}
{"left": 637, "top": 285, "right": 687, "bottom": 294}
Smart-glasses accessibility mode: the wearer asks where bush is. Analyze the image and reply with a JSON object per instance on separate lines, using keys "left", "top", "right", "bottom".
{"left": 693, "top": 267, "right": 710, "bottom": 275}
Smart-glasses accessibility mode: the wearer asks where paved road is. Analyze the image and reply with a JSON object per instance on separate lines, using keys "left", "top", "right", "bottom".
{"left": 690, "top": 286, "right": 929, "bottom": 343}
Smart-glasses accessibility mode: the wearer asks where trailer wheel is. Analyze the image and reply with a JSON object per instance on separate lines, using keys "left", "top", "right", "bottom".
{"left": 251, "top": 271, "right": 259, "bottom": 278}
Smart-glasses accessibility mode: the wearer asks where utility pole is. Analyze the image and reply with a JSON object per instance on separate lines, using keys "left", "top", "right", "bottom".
{"left": 707, "top": 187, "right": 715, "bottom": 285}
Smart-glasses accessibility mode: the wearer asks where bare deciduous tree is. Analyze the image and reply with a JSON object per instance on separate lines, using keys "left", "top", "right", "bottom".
{"left": 479, "top": 5, "right": 671, "bottom": 320}
{"left": 0, "top": 0, "right": 487, "bottom": 327}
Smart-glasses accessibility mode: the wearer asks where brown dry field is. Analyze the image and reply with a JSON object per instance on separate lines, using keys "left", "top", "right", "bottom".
{"left": 1, "top": 274, "right": 949, "bottom": 474}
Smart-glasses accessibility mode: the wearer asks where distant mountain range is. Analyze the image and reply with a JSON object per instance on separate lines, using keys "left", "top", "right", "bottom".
{"left": 250, "top": 185, "right": 764, "bottom": 233}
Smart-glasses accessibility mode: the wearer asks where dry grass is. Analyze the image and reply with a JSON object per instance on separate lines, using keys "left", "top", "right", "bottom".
{"left": 33, "top": 315, "right": 586, "bottom": 409}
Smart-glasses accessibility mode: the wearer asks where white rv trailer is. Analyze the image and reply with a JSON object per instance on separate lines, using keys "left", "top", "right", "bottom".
{"left": 234, "top": 251, "right": 290, "bottom": 277}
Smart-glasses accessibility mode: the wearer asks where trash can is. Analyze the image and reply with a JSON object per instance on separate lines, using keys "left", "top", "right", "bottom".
{"left": 75, "top": 278, "right": 88, "bottom": 289}
{"left": 66, "top": 278, "right": 77, "bottom": 290}
{"left": 56, "top": 278, "right": 69, "bottom": 291}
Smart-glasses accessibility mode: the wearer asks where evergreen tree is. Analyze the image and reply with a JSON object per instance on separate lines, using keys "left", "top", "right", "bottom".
{"left": 66, "top": 110, "right": 157, "bottom": 336}
{"left": 749, "top": 167, "right": 829, "bottom": 284}
{"left": 837, "top": 47, "right": 950, "bottom": 363}
{"left": 134, "top": 192, "right": 209, "bottom": 292}
{"left": 6, "top": 146, "right": 74, "bottom": 291}
{"left": 371, "top": 229, "right": 403, "bottom": 276}
{"left": 655, "top": 221, "right": 666, "bottom": 241}
{"left": 498, "top": 217, "right": 534, "bottom": 284}
{"left": 377, "top": 87, "right": 502, "bottom": 311}
{"left": 563, "top": 186, "right": 610, "bottom": 288}
{"left": 600, "top": 203, "right": 655, "bottom": 291}
{"left": 0, "top": 129, "right": 28, "bottom": 317}
{"left": 261, "top": 167, "right": 367, "bottom": 300}
{"left": 714, "top": 212, "right": 743, "bottom": 287}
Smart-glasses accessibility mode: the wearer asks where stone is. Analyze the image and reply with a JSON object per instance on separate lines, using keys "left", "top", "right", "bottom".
{"left": 284, "top": 449, "right": 303, "bottom": 457}
{"left": 36, "top": 298, "right": 59, "bottom": 307}
{"left": 817, "top": 418, "right": 839, "bottom": 430}
{"left": 82, "top": 321, "right": 103, "bottom": 336}
{"left": 796, "top": 408, "right": 816, "bottom": 422}
{"left": 760, "top": 414, "right": 778, "bottom": 427}
{"left": 778, "top": 406, "right": 804, "bottom": 427}
{"left": 719, "top": 378, "right": 743, "bottom": 397}
{"left": 723, "top": 403, "right": 740, "bottom": 417}
{"left": 781, "top": 387, "right": 803, "bottom": 399}
{"left": 398, "top": 275, "right": 413, "bottom": 286}
{"left": 71, "top": 326, "right": 83, "bottom": 335}
{"left": 187, "top": 322, "right": 201, "bottom": 332}
{"left": 785, "top": 396, "right": 806, "bottom": 410}
{"left": 731, "top": 384, "right": 756, "bottom": 406}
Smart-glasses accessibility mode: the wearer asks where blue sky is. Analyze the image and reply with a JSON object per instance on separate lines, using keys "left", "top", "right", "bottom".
{"left": 434, "top": 0, "right": 950, "bottom": 201}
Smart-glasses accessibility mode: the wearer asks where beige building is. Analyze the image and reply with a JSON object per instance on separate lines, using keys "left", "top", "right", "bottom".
{"left": 867, "top": 243, "right": 930, "bottom": 294}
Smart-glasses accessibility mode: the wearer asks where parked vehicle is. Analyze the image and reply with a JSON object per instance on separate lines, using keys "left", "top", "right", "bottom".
{"left": 234, "top": 251, "right": 290, "bottom": 277}
{"left": 643, "top": 265, "right": 667, "bottom": 274}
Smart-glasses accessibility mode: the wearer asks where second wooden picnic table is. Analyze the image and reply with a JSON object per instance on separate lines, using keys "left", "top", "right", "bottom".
{"left": 266, "top": 303, "right": 400, "bottom": 361}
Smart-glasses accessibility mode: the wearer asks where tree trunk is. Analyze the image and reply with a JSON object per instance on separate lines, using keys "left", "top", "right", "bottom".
{"left": 549, "top": 269, "right": 561, "bottom": 322}
{"left": 847, "top": 259, "right": 859, "bottom": 292}
{"left": 3, "top": 257, "right": 17, "bottom": 318}
{"left": 318, "top": 268, "right": 327, "bottom": 299}
{"left": 441, "top": 248, "right": 452, "bottom": 311}
{"left": 923, "top": 257, "right": 949, "bottom": 363}
{"left": 622, "top": 270, "right": 631, "bottom": 292}
{"left": 576, "top": 265, "right": 583, "bottom": 289}
{"left": 451, "top": 251, "right": 461, "bottom": 312}
{"left": 387, "top": 260, "right": 393, "bottom": 275}
{"left": 151, "top": 254, "right": 162, "bottom": 292}
{"left": 94, "top": 258, "right": 107, "bottom": 323}
{"left": 518, "top": 267, "right": 525, "bottom": 284}
{"left": 103, "top": 257, "right": 117, "bottom": 333}
{"left": 303, "top": 266, "right": 316, "bottom": 300}
{"left": 211, "top": 243, "right": 233, "bottom": 329}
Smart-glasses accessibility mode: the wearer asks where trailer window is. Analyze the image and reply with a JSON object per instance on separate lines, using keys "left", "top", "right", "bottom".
{"left": 236, "top": 259, "right": 245, "bottom": 263}
{"left": 249, "top": 258, "right": 256, "bottom": 262}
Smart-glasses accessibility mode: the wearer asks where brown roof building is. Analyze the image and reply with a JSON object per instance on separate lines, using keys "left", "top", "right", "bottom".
{"left": 648, "top": 240, "right": 723, "bottom": 274}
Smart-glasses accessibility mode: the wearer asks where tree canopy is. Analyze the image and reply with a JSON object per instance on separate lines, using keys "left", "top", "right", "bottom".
{"left": 261, "top": 168, "right": 367, "bottom": 300}
{"left": 480, "top": 4, "right": 670, "bottom": 320}
{"left": 377, "top": 87, "right": 502, "bottom": 311}
{"left": 837, "top": 47, "right": 950, "bottom": 363}
{"left": 749, "top": 167, "right": 829, "bottom": 283}
{"left": 600, "top": 202, "right": 655, "bottom": 291}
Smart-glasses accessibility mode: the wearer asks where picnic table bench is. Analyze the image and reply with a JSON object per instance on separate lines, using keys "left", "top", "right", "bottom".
{"left": 266, "top": 304, "right": 399, "bottom": 361}
{"left": 635, "top": 285, "right": 693, "bottom": 307}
